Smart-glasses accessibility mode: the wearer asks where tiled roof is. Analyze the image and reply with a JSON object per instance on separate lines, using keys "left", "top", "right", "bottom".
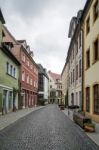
{"left": 48, "top": 71, "right": 61, "bottom": 81}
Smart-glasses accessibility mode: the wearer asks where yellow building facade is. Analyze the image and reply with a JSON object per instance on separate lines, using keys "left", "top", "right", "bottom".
{"left": 61, "top": 62, "right": 69, "bottom": 106}
{"left": 83, "top": 0, "right": 99, "bottom": 122}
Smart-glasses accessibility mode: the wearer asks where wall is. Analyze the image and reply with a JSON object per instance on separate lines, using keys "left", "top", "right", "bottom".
{"left": 83, "top": 0, "right": 99, "bottom": 122}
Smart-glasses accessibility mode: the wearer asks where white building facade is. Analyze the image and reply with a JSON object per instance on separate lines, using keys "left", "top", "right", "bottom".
{"left": 68, "top": 11, "right": 83, "bottom": 108}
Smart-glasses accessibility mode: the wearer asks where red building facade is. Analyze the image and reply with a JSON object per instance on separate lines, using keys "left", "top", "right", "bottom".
{"left": 3, "top": 26, "right": 38, "bottom": 108}
{"left": 19, "top": 40, "right": 38, "bottom": 108}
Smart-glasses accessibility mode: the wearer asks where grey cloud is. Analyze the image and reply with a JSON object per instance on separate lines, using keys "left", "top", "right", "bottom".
{"left": 0, "top": 0, "right": 86, "bottom": 73}
{"left": 3, "top": 0, "right": 51, "bottom": 19}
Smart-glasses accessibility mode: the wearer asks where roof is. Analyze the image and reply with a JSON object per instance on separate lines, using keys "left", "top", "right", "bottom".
{"left": 80, "top": 0, "right": 93, "bottom": 23}
{"left": 0, "top": 9, "right": 5, "bottom": 24}
{"left": 17, "top": 40, "right": 26, "bottom": 43}
{"left": 3, "top": 26, "right": 19, "bottom": 45}
{"left": 48, "top": 71, "right": 61, "bottom": 81}
{"left": 68, "top": 17, "right": 77, "bottom": 38}
{"left": 1, "top": 43, "right": 20, "bottom": 66}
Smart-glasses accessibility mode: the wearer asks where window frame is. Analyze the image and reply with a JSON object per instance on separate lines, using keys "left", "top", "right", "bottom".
{"left": 86, "top": 48, "right": 90, "bottom": 69}
{"left": 86, "top": 87, "right": 90, "bottom": 112}
{"left": 93, "top": 84, "right": 99, "bottom": 114}
{"left": 93, "top": 0, "right": 99, "bottom": 23}
{"left": 86, "top": 16, "right": 90, "bottom": 35}
{"left": 93, "top": 38, "right": 99, "bottom": 63}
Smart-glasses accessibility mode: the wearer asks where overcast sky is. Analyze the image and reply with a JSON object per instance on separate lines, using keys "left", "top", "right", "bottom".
{"left": 0, "top": 0, "right": 86, "bottom": 74}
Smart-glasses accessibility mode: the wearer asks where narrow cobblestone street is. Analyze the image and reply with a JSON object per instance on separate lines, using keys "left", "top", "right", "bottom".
{"left": 0, "top": 105, "right": 99, "bottom": 150}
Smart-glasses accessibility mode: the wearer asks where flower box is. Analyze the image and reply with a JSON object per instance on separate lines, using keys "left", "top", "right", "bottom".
{"left": 84, "top": 123, "right": 95, "bottom": 132}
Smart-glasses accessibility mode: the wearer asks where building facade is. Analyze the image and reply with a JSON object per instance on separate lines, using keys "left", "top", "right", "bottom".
{"left": 67, "top": 11, "right": 83, "bottom": 108}
{"left": 38, "top": 64, "right": 49, "bottom": 104}
{"left": 0, "top": 9, "right": 20, "bottom": 114}
{"left": 82, "top": 0, "right": 99, "bottom": 122}
{"left": 47, "top": 71, "right": 62, "bottom": 104}
{"left": 0, "top": 44, "right": 20, "bottom": 114}
{"left": 61, "top": 61, "right": 69, "bottom": 106}
{"left": 3, "top": 27, "right": 38, "bottom": 108}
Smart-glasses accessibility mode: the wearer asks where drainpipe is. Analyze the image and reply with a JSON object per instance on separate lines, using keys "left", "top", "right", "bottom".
{"left": 81, "top": 26, "right": 84, "bottom": 111}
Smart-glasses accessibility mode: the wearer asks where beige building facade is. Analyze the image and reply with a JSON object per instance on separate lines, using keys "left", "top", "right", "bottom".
{"left": 82, "top": 0, "right": 99, "bottom": 122}
{"left": 47, "top": 71, "right": 62, "bottom": 104}
{"left": 61, "top": 61, "right": 69, "bottom": 106}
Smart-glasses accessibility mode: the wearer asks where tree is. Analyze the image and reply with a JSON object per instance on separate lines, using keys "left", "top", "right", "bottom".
{"left": 13, "top": 87, "right": 19, "bottom": 111}
{"left": 65, "top": 90, "right": 68, "bottom": 107}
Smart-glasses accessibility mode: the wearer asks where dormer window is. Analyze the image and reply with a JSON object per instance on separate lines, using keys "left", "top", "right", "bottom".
{"left": 3, "top": 42, "right": 13, "bottom": 50}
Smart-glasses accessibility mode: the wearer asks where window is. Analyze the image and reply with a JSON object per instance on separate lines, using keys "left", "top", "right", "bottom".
{"left": 22, "top": 54, "right": 25, "bottom": 62}
{"left": 76, "top": 65, "right": 78, "bottom": 80}
{"left": 13, "top": 68, "right": 16, "bottom": 78}
{"left": 86, "top": 49, "right": 90, "bottom": 69}
{"left": 34, "top": 81, "right": 36, "bottom": 87}
{"left": 36, "top": 81, "right": 38, "bottom": 88}
{"left": 79, "top": 91, "right": 82, "bottom": 107}
{"left": 22, "top": 71, "right": 25, "bottom": 81}
{"left": 79, "top": 32, "right": 82, "bottom": 48}
{"left": 79, "top": 59, "right": 81, "bottom": 77}
{"left": 73, "top": 48, "right": 74, "bottom": 59}
{"left": 76, "top": 40, "right": 78, "bottom": 54}
{"left": 94, "top": 38, "right": 98, "bottom": 62}
{"left": 26, "top": 75, "right": 29, "bottom": 83}
{"left": 71, "top": 72, "right": 72, "bottom": 84}
{"left": 6, "top": 62, "right": 17, "bottom": 78}
{"left": 30, "top": 78, "right": 32, "bottom": 85}
{"left": 73, "top": 69, "right": 74, "bottom": 83}
{"left": 10, "top": 65, "right": 13, "bottom": 76}
{"left": 86, "top": 16, "right": 90, "bottom": 35}
{"left": 6, "top": 62, "right": 9, "bottom": 74}
{"left": 50, "top": 85, "right": 52, "bottom": 88}
{"left": 30, "top": 64, "right": 32, "bottom": 69}
{"left": 34, "top": 68, "right": 37, "bottom": 74}
{"left": 93, "top": 0, "right": 98, "bottom": 22}
{"left": 27, "top": 60, "right": 29, "bottom": 66}
{"left": 94, "top": 84, "right": 99, "bottom": 114}
{"left": 86, "top": 87, "right": 90, "bottom": 112}
{"left": 71, "top": 55, "right": 72, "bottom": 64}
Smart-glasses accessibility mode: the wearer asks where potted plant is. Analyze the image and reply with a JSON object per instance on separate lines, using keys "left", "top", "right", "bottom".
{"left": 84, "top": 123, "right": 95, "bottom": 132}
{"left": 13, "top": 87, "right": 19, "bottom": 112}
{"left": 59, "top": 103, "right": 65, "bottom": 110}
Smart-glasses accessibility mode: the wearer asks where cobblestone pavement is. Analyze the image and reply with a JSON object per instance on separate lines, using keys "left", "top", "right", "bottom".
{"left": 0, "top": 105, "right": 99, "bottom": 150}
{"left": 0, "top": 106, "right": 44, "bottom": 131}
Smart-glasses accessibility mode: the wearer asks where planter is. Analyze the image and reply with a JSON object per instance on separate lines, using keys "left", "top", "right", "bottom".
{"left": 60, "top": 105, "right": 64, "bottom": 110}
{"left": 84, "top": 126, "right": 95, "bottom": 132}
{"left": 73, "top": 112, "right": 92, "bottom": 128}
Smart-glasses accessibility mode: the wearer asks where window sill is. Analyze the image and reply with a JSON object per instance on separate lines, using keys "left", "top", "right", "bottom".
{"left": 92, "top": 59, "right": 99, "bottom": 65}
{"left": 93, "top": 16, "right": 98, "bottom": 25}
{"left": 6, "top": 73, "right": 17, "bottom": 80}
{"left": 85, "top": 66, "right": 90, "bottom": 71}
{"left": 86, "top": 31, "right": 90, "bottom": 37}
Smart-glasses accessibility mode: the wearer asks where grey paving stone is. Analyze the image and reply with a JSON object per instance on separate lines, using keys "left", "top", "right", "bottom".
{"left": 0, "top": 105, "right": 99, "bottom": 150}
